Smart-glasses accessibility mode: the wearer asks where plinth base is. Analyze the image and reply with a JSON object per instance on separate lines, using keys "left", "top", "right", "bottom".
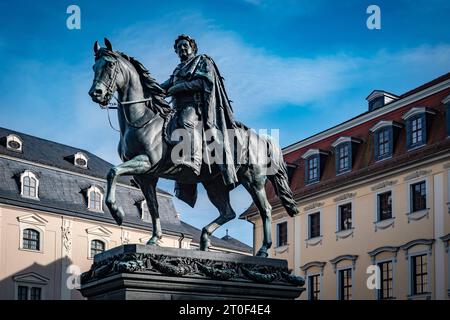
{"left": 80, "top": 244, "right": 304, "bottom": 300}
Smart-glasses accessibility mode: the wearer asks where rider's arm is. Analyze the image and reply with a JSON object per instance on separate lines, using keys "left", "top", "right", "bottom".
{"left": 167, "top": 79, "right": 204, "bottom": 96}
{"left": 160, "top": 77, "right": 173, "bottom": 91}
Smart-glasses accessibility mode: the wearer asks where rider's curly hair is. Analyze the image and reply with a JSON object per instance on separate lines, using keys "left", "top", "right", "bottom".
{"left": 173, "top": 34, "right": 198, "bottom": 55}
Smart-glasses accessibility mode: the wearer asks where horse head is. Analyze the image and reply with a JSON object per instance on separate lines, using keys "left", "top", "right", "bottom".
{"left": 89, "top": 38, "right": 124, "bottom": 107}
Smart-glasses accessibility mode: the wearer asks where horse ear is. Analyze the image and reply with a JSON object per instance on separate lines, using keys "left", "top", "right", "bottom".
{"left": 104, "top": 38, "right": 113, "bottom": 51}
{"left": 94, "top": 40, "right": 100, "bottom": 54}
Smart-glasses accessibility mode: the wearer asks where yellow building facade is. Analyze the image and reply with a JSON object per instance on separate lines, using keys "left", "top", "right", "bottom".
{"left": 241, "top": 73, "right": 450, "bottom": 300}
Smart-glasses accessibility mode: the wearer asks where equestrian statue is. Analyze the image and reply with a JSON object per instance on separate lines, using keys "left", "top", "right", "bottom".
{"left": 88, "top": 37, "right": 298, "bottom": 257}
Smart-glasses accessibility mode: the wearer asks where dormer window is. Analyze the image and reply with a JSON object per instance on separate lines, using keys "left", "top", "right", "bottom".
{"left": 370, "top": 121, "right": 402, "bottom": 162}
{"left": 87, "top": 186, "right": 103, "bottom": 212}
{"left": 74, "top": 152, "right": 88, "bottom": 168}
{"left": 6, "top": 134, "right": 23, "bottom": 152}
{"left": 331, "top": 137, "right": 362, "bottom": 175}
{"left": 302, "top": 149, "right": 328, "bottom": 185}
{"left": 366, "top": 90, "right": 399, "bottom": 112}
{"left": 402, "top": 107, "right": 436, "bottom": 150}
{"left": 20, "top": 171, "right": 39, "bottom": 199}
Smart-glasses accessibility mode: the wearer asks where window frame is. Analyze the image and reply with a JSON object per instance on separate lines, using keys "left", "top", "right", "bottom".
{"left": 90, "top": 239, "right": 106, "bottom": 259}
{"left": 308, "top": 211, "right": 321, "bottom": 239}
{"left": 336, "top": 267, "right": 353, "bottom": 300}
{"left": 307, "top": 273, "right": 321, "bottom": 300}
{"left": 335, "top": 142, "right": 351, "bottom": 175}
{"left": 374, "top": 126, "right": 393, "bottom": 161}
{"left": 305, "top": 155, "right": 320, "bottom": 184}
{"left": 22, "top": 228, "right": 40, "bottom": 251}
{"left": 376, "top": 190, "right": 393, "bottom": 222}
{"left": 408, "top": 251, "right": 431, "bottom": 297}
{"left": 276, "top": 221, "right": 288, "bottom": 248}
{"left": 377, "top": 258, "right": 395, "bottom": 300}
{"left": 20, "top": 171, "right": 39, "bottom": 200}
{"left": 410, "top": 181, "right": 427, "bottom": 213}
{"left": 336, "top": 202, "right": 353, "bottom": 232}
{"left": 87, "top": 186, "right": 104, "bottom": 212}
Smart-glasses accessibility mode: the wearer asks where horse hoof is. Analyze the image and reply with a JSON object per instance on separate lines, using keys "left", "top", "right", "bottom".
{"left": 255, "top": 249, "right": 269, "bottom": 258}
{"left": 146, "top": 235, "right": 162, "bottom": 246}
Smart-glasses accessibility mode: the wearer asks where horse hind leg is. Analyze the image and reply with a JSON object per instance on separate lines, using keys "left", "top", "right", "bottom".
{"left": 133, "top": 175, "right": 162, "bottom": 246}
{"left": 200, "top": 180, "right": 236, "bottom": 251}
{"left": 240, "top": 170, "right": 272, "bottom": 257}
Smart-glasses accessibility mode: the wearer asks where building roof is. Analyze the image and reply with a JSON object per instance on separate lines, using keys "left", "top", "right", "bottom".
{"left": 240, "top": 72, "right": 450, "bottom": 219}
{"left": 0, "top": 127, "right": 171, "bottom": 196}
{"left": 0, "top": 127, "right": 250, "bottom": 252}
{"left": 180, "top": 222, "right": 252, "bottom": 254}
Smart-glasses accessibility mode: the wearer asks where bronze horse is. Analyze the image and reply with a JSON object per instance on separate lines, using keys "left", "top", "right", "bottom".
{"left": 88, "top": 39, "right": 298, "bottom": 257}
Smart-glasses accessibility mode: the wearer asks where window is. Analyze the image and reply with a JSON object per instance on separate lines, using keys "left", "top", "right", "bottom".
{"left": 87, "top": 186, "right": 103, "bottom": 212}
{"left": 410, "top": 116, "right": 424, "bottom": 147}
{"left": 20, "top": 171, "right": 39, "bottom": 199}
{"left": 336, "top": 143, "right": 350, "bottom": 173}
{"left": 376, "top": 128, "right": 391, "bottom": 160}
{"left": 378, "top": 261, "right": 394, "bottom": 299}
{"left": 6, "top": 134, "right": 23, "bottom": 152}
{"left": 90, "top": 239, "right": 105, "bottom": 257}
{"left": 302, "top": 149, "right": 328, "bottom": 185}
{"left": 307, "top": 156, "right": 319, "bottom": 183}
{"left": 411, "top": 254, "right": 428, "bottom": 295}
{"left": 377, "top": 191, "right": 392, "bottom": 221}
{"left": 17, "top": 285, "right": 42, "bottom": 300}
{"left": 22, "top": 228, "right": 40, "bottom": 251}
{"left": 30, "top": 287, "right": 42, "bottom": 300}
{"left": 308, "top": 274, "right": 320, "bottom": 300}
{"left": 74, "top": 152, "right": 88, "bottom": 168}
{"left": 411, "top": 181, "right": 426, "bottom": 212}
{"left": 338, "top": 268, "right": 352, "bottom": 300}
{"left": 309, "top": 212, "right": 321, "bottom": 239}
{"left": 277, "top": 222, "right": 288, "bottom": 247}
{"left": 17, "top": 286, "right": 28, "bottom": 300}
{"left": 403, "top": 107, "right": 436, "bottom": 150}
{"left": 338, "top": 203, "right": 352, "bottom": 231}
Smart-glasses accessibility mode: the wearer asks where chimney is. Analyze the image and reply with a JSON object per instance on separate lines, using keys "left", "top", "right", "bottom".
{"left": 366, "top": 90, "right": 399, "bottom": 112}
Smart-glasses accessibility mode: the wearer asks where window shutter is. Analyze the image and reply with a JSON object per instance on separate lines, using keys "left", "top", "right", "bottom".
{"left": 373, "top": 132, "right": 379, "bottom": 161}
{"left": 406, "top": 119, "right": 412, "bottom": 149}
{"left": 304, "top": 159, "right": 309, "bottom": 185}
{"left": 348, "top": 142, "right": 353, "bottom": 171}
{"left": 388, "top": 127, "right": 394, "bottom": 156}
{"left": 422, "top": 113, "right": 428, "bottom": 144}
{"left": 335, "top": 146, "right": 340, "bottom": 174}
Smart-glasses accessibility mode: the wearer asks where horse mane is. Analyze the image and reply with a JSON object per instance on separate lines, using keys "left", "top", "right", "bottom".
{"left": 106, "top": 49, "right": 173, "bottom": 118}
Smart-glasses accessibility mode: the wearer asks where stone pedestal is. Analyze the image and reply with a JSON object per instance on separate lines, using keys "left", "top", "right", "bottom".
{"left": 80, "top": 244, "right": 304, "bottom": 300}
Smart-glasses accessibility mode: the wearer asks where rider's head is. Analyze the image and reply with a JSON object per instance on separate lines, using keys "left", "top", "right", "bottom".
{"left": 174, "top": 34, "right": 197, "bottom": 62}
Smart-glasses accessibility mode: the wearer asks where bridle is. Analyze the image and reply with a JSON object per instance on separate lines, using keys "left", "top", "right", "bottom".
{"left": 93, "top": 54, "right": 155, "bottom": 131}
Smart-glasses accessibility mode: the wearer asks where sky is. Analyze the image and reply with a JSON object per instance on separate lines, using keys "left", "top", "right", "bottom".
{"left": 0, "top": 0, "right": 450, "bottom": 246}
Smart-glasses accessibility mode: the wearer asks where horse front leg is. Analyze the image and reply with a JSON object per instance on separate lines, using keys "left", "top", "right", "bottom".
{"left": 133, "top": 176, "right": 162, "bottom": 245}
{"left": 106, "top": 155, "right": 153, "bottom": 226}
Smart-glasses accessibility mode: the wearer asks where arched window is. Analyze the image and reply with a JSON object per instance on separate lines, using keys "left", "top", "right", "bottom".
{"left": 23, "top": 229, "right": 40, "bottom": 251}
{"left": 90, "top": 240, "right": 105, "bottom": 257}
{"left": 87, "top": 186, "right": 103, "bottom": 212}
{"left": 20, "top": 171, "right": 39, "bottom": 199}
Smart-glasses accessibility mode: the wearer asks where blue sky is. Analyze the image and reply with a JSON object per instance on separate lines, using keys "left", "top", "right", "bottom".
{"left": 1, "top": 0, "right": 450, "bottom": 246}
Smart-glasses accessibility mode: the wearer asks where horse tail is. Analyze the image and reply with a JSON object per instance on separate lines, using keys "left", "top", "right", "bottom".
{"left": 266, "top": 139, "right": 299, "bottom": 217}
